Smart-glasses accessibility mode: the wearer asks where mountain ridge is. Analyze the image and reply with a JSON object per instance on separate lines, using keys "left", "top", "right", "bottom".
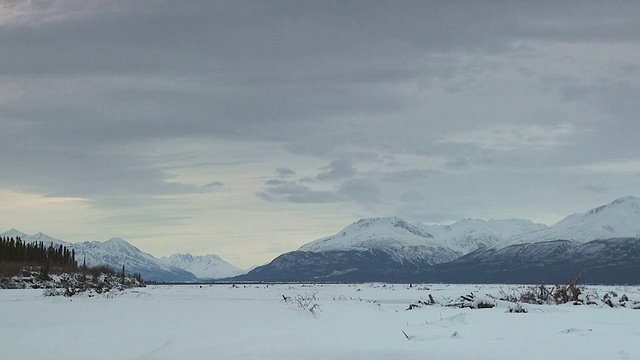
{"left": 160, "top": 253, "right": 246, "bottom": 280}
{"left": 4, "top": 195, "right": 639, "bottom": 283}
{"left": 0, "top": 230, "right": 245, "bottom": 281}
{"left": 238, "top": 195, "right": 640, "bottom": 283}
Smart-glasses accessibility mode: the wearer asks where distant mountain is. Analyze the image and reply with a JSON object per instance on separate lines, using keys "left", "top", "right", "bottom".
{"left": 299, "top": 217, "right": 545, "bottom": 262}
{"left": 300, "top": 217, "right": 461, "bottom": 266}
{"left": 426, "top": 237, "right": 640, "bottom": 284}
{"left": 161, "top": 254, "right": 246, "bottom": 280}
{"left": 427, "top": 218, "right": 548, "bottom": 253}
{"left": 237, "top": 196, "right": 640, "bottom": 284}
{"left": 0, "top": 230, "right": 242, "bottom": 282}
{"left": 238, "top": 217, "right": 546, "bottom": 282}
{"left": 72, "top": 238, "right": 197, "bottom": 282}
{"left": 506, "top": 196, "right": 640, "bottom": 246}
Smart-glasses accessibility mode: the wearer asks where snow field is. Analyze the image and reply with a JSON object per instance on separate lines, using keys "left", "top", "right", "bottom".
{"left": 1, "top": 284, "right": 639, "bottom": 359}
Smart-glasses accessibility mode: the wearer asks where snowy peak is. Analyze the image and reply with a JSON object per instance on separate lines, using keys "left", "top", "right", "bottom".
{"left": 582, "top": 196, "right": 640, "bottom": 218}
{"left": 161, "top": 253, "right": 246, "bottom": 280}
{"left": 100, "top": 237, "right": 145, "bottom": 255}
{"left": 430, "top": 218, "right": 548, "bottom": 253}
{"left": 300, "top": 216, "right": 546, "bottom": 255}
{"left": 553, "top": 196, "right": 640, "bottom": 239}
{"left": 508, "top": 196, "right": 640, "bottom": 246}
{"left": 0, "top": 229, "right": 244, "bottom": 281}
{"left": 343, "top": 217, "right": 434, "bottom": 239}
{"left": 2, "top": 228, "right": 29, "bottom": 239}
{"left": 1, "top": 229, "right": 71, "bottom": 246}
{"left": 295, "top": 195, "right": 640, "bottom": 263}
{"left": 300, "top": 217, "right": 437, "bottom": 253}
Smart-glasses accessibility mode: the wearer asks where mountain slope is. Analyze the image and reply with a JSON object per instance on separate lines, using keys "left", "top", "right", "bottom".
{"left": 72, "top": 238, "right": 197, "bottom": 282}
{"left": 428, "top": 218, "right": 547, "bottom": 253}
{"left": 507, "top": 196, "right": 640, "bottom": 246}
{"left": 2, "top": 231, "right": 211, "bottom": 282}
{"left": 161, "top": 254, "right": 246, "bottom": 279}
{"left": 238, "top": 196, "right": 640, "bottom": 283}
{"left": 241, "top": 217, "right": 546, "bottom": 281}
{"left": 427, "top": 237, "right": 640, "bottom": 284}
{"left": 300, "top": 217, "right": 461, "bottom": 266}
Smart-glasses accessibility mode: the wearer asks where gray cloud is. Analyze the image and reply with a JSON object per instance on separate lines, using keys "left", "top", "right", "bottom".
{"left": 257, "top": 180, "right": 339, "bottom": 204}
{"left": 338, "top": 178, "right": 382, "bottom": 205}
{"left": 0, "top": 147, "right": 205, "bottom": 200}
{"left": 316, "top": 160, "right": 357, "bottom": 181}
{"left": 275, "top": 167, "right": 296, "bottom": 177}
{"left": 1, "top": 1, "right": 640, "bottom": 265}
{"left": 382, "top": 168, "right": 441, "bottom": 183}
{"left": 444, "top": 158, "right": 471, "bottom": 171}
{"left": 204, "top": 181, "right": 224, "bottom": 189}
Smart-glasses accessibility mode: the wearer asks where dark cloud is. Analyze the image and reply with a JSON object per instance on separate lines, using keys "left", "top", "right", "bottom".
{"left": 316, "top": 160, "right": 357, "bottom": 181}
{"left": 1, "top": 1, "right": 639, "bottom": 237}
{"left": 204, "top": 181, "right": 224, "bottom": 189}
{"left": 275, "top": 167, "right": 296, "bottom": 177}
{"left": 257, "top": 180, "right": 339, "bottom": 204}
{"left": 259, "top": 163, "right": 380, "bottom": 206}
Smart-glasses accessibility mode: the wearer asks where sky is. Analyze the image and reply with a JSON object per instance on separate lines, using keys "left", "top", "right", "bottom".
{"left": 1, "top": 1, "right": 639, "bottom": 269}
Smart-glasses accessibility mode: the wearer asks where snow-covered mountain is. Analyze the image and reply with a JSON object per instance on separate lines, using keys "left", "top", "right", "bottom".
{"left": 300, "top": 217, "right": 460, "bottom": 266}
{"left": 2, "top": 229, "right": 73, "bottom": 247}
{"left": 71, "top": 238, "right": 197, "bottom": 282}
{"left": 161, "top": 254, "right": 246, "bottom": 279}
{"left": 300, "top": 216, "right": 546, "bottom": 259}
{"left": 428, "top": 218, "right": 548, "bottom": 253}
{"left": 506, "top": 196, "right": 640, "bottom": 246}
{"left": 0, "top": 230, "right": 243, "bottom": 282}
{"left": 239, "top": 196, "right": 640, "bottom": 283}
{"left": 241, "top": 217, "right": 548, "bottom": 281}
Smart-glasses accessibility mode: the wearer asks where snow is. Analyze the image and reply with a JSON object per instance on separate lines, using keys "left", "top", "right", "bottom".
{"left": 1, "top": 284, "right": 639, "bottom": 359}
{"left": 299, "top": 217, "right": 546, "bottom": 258}
{"left": 0, "top": 230, "right": 244, "bottom": 281}
{"left": 74, "top": 238, "right": 170, "bottom": 270}
{"left": 1, "top": 228, "right": 28, "bottom": 239}
{"left": 507, "top": 196, "right": 640, "bottom": 247}
{"left": 428, "top": 218, "right": 547, "bottom": 253}
{"left": 300, "top": 217, "right": 439, "bottom": 252}
{"left": 298, "top": 197, "right": 640, "bottom": 258}
{"left": 161, "top": 253, "right": 246, "bottom": 279}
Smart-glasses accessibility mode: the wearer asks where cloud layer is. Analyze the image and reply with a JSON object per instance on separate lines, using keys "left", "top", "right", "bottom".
{"left": 1, "top": 1, "right": 639, "bottom": 267}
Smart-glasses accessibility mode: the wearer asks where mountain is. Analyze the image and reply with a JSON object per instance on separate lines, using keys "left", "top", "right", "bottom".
{"left": 426, "top": 237, "right": 640, "bottom": 284}
{"left": 0, "top": 230, "right": 241, "bottom": 282}
{"left": 161, "top": 254, "right": 246, "bottom": 280}
{"left": 428, "top": 218, "right": 548, "bottom": 253}
{"left": 72, "top": 238, "right": 197, "bottom": 282}
{"left": 237, "top": 196, "right": 640, "bottom": 283}
{"left": 2, "top": 228, "right": 29, "bottom": 239}
{"left": 238, "top": 217, "right": 546, "bottom": 282}
{"left": 506, "top": 196, "right": 640, "bottom": 246}
{"left": 300, "top": 217, "right": 545, "bottom": 261}
{"left": 300, "top": 217, "right": 461, "bottom": 265}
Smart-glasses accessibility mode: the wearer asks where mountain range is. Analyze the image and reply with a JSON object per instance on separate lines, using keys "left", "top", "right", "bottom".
{"left": 236, "top": 196, "right": 640, "bottom": 284}
{"left": 4, "top": 196, "right": 639, "bottom": 284}
{"left": 0, "top": 230, "right": 245, "bottom": 282}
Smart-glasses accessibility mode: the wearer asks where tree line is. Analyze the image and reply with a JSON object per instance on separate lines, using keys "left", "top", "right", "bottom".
{"left": 0, "top": 236, "right": 78, "bottom": 275}
{"left": 1, "top": 236, "right": 144, "bottom": 285}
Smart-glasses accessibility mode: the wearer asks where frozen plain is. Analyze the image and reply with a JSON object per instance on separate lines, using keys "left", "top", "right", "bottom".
{"left": 2, "top": 284, "right": 640, "bottom": 360}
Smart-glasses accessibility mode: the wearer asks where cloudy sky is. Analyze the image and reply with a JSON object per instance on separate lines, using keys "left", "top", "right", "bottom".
{"left": 1, "top": 1, "right": 639, "bottom": 268}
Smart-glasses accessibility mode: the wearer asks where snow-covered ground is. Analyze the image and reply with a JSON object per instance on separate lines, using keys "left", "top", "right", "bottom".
{"left": 2, "top": 284, "right": 639, "bottom": 359}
